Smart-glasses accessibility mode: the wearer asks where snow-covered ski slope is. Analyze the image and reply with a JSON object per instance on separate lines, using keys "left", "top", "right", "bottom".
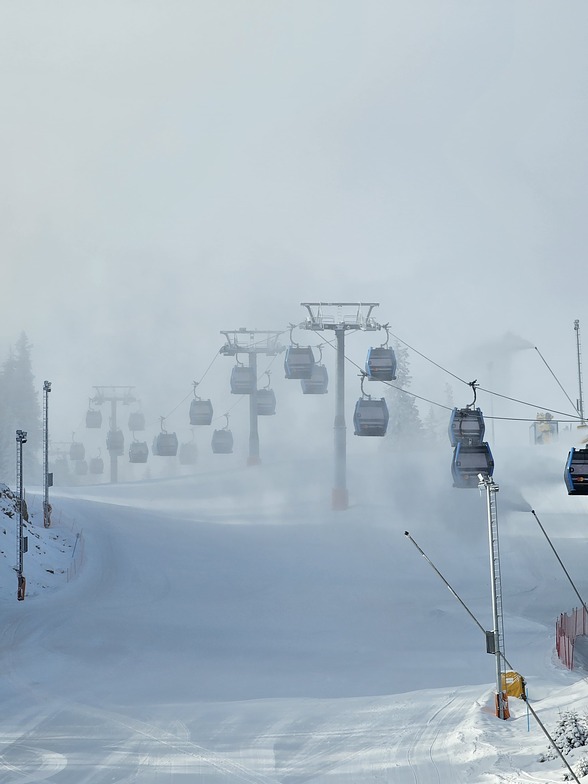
{"left": 2, "top": 440, "right": 588, "bottom": 782}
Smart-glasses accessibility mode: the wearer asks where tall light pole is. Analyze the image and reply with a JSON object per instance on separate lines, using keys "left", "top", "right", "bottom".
{"left": 43, "top": 381, "right": 52, "bottom": 527}
{"left": 15, "top": 429, "right": 28, "bottom": 601}
{"left": 301, "top": 303, "right": 381, "bottom": 510}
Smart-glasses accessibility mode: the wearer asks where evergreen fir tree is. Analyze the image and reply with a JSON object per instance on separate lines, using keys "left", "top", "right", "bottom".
{"left": 423, "top": 383, "right": 455, "bottom": 445}
{"left": 384, "top": 342, "right": 424, "bottom": 447}
{"left": 0, "top": 333, "right": 42, "bottom": 485}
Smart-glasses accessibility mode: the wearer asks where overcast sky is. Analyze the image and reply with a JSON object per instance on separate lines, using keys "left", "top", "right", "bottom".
{"left": 2, "top": 2, "right": 587, "bottom": 443}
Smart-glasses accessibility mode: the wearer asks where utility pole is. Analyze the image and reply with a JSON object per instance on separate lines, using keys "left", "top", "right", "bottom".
{"left": 574, "top": 320, "right": 586, "bottom": 426}
{"left": 301, "top": 303, "right": 382, "bottom": 510}
{"left": 478, "top": 473, "right": 509, "bottom": 720}
{"left": 91, "top": 386, "right": 136, "bottom": 483}
{"left": 220, "top": 330, "right": 284, "bottom": 465}
{"left": 15, "top": 429, "right": 28, "bottom": 601}
{"left": 43, "top": 381, "right": 52, "bottom": 527}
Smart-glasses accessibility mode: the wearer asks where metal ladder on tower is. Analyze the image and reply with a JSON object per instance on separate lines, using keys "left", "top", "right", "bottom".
{"left": 488, "top": 484, "right": 506, "bottom": 663}
{"left": 483, "top": 476, "right": 509, "bottom": 718}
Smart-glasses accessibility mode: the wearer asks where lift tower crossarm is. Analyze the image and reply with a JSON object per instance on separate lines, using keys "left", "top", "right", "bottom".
{"left": 91, "top": 386, "right": 137, "bottom": 406}
{"left": 301, "top": 302, "right": 381, "bottom": 332}
{"left": 220, "top": 329, "right": 284, "bottom": 358}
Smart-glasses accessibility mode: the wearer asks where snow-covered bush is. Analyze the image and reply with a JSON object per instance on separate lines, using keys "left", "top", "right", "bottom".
{"left": 540, "top": 710, "right": 588, "bottom": 761}
{"left": 563, "top": 754, "right": 588, "bottom": 780}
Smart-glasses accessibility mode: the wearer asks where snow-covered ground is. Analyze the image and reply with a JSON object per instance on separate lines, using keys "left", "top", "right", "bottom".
{"left": 1, "top": 439, "right": 588, "bottom": 782}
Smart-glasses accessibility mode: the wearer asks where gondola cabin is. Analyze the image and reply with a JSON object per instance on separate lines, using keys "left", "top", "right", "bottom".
{"left": 365, "top": 347, "right": 397, "bottom": 381}
{"left": 89, "top": 456, "right": 104, "bottom": 475}
{"left": 128, "top": 412, "right": 145, "bottom": 431}
{"left": 564, "top": 447, "right": 588, "bottom": 495}
{"left": 153, "top": 432, "right": 178, "bottom": 457}
{"left": 179, "top": 441, "right": 198, "bottom": 465}
{"left": 257, "top": 388, "right": 276, "bottom": 415}
{"left": 300, "top": 364, "right": 329, "bottom": 394}
{"left": 284, "top": 346, "right": 315, "bottom": 379}
{"left": 189, "top": 398, "right": 213, "bottom": 425}
{"left": 211, "top": 428, "right": 233, "bottom": 454}
{"left": 451, "top": 442, "right": 494, "bottom": 488}
{"left": 70, "top": 442, "right": 85, "bottom": 461}
{"left": 129, "top": 441, "right": 149, "bottom": 463}
{"left": 230, "top": 366, "right": 256, "bottom": 394}
{"left": 353, "top": 398, "right": 389, "bottom": 437}
{"left": 448, "top": 407, "right": 485, "bottom": 447}
{"left": 86, "top": 409, "right": 102, "bottom": 429}
{"left": 106, "top": 429, "right": 124, "bottom": 456}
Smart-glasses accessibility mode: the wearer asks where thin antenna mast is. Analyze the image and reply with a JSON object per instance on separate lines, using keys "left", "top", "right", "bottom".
{"left": 574, "top": 320, "right": 586, "bottom": 426}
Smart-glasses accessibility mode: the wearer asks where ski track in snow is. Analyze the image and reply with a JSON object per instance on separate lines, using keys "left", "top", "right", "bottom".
{"left": 0, "top": 448, "right": 586, "bottom": 782}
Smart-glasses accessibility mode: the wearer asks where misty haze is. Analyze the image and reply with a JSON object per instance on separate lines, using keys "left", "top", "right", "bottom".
{"left": 2, "top": 3, "right": 588, "bottom": 782}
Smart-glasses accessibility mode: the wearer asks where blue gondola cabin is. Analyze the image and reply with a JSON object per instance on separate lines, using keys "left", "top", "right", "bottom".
{"left": 448, "top": 407, "right": 485, "bottom": 447}
{"left": 284, "top": 346, "right": 315, "bottom": 379}
{"left": 451, "top": 441, "right": 494, "bottom": 488}
{"left": 353, "top": 398, "right": 389, "bottom": 437}
{"left": 564, "top": 447, "right": 588, "bottom": 495}
{"left": 365, "top": 346, "right": 397, "bottom": 381}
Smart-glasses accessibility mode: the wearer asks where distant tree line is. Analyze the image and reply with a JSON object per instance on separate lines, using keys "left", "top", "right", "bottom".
{"left": 0, "top": 333, "right": 42, "bottom": 486}
{"left": 383, "top": 342, "right": 424, "bottom": 446}
{"left": 383, "top": 343, "right": 454, "bottom": 447}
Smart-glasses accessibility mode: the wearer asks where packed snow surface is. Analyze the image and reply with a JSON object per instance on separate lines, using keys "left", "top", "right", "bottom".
{"left": 1, "top": 442, "right": 588, "bottom": 782}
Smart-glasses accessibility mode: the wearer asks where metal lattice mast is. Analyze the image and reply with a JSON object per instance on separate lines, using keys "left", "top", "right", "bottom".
{"left": 43, "top": 381, "right": 52, "bottom": 527}
{"left": 574, "top": 320, "right": 586, "bottom": 426}
{"left": 219, "top": 330, "right": 285, "bottom": 465}
{"left": 301, "top": 303, "right": 381, "bottom": 511}
{"left": 479, "top": 473, "right": 509, "bottom": 720}
{"left": 15, "top": 430, "right": 28, "bottom": 601}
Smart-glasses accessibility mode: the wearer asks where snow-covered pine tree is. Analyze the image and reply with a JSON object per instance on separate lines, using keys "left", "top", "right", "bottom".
{"left": 0, "top": 333, "right": 43, "bottom": 485}
{"left": 424, "top": 383, "right": 456, "bottom": 445}
{"left": 383, "top": 342, "right": 424, "bottom": 448}
{"left": 540, "top": 710, "right": 588, "bottom": 761}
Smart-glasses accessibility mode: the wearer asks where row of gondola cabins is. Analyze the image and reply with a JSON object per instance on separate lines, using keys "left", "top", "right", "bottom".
{"left": 183, "top": 342, "right": 399, "bottom": 453}
{"left": 71, "top": 343, "right": 398, "bottom": 470}
{"left": 234, "top": 347, "right": 588, "bottom": 495}
{"left": 282, "top": 343, "right": 397, "bottom": 436}
{"left": 67, "top": 408, "right": 197, "bottom": 474}
{"left": 447, "top": 403, "right": 588, "bottom": 495}
{"left": 65, "top": 340, "right": 425, "bottom": 474}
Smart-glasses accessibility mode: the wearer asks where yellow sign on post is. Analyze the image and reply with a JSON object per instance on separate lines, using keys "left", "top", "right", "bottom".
{"left": 502, "top": 671, "right": 526, "bottom": 699}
